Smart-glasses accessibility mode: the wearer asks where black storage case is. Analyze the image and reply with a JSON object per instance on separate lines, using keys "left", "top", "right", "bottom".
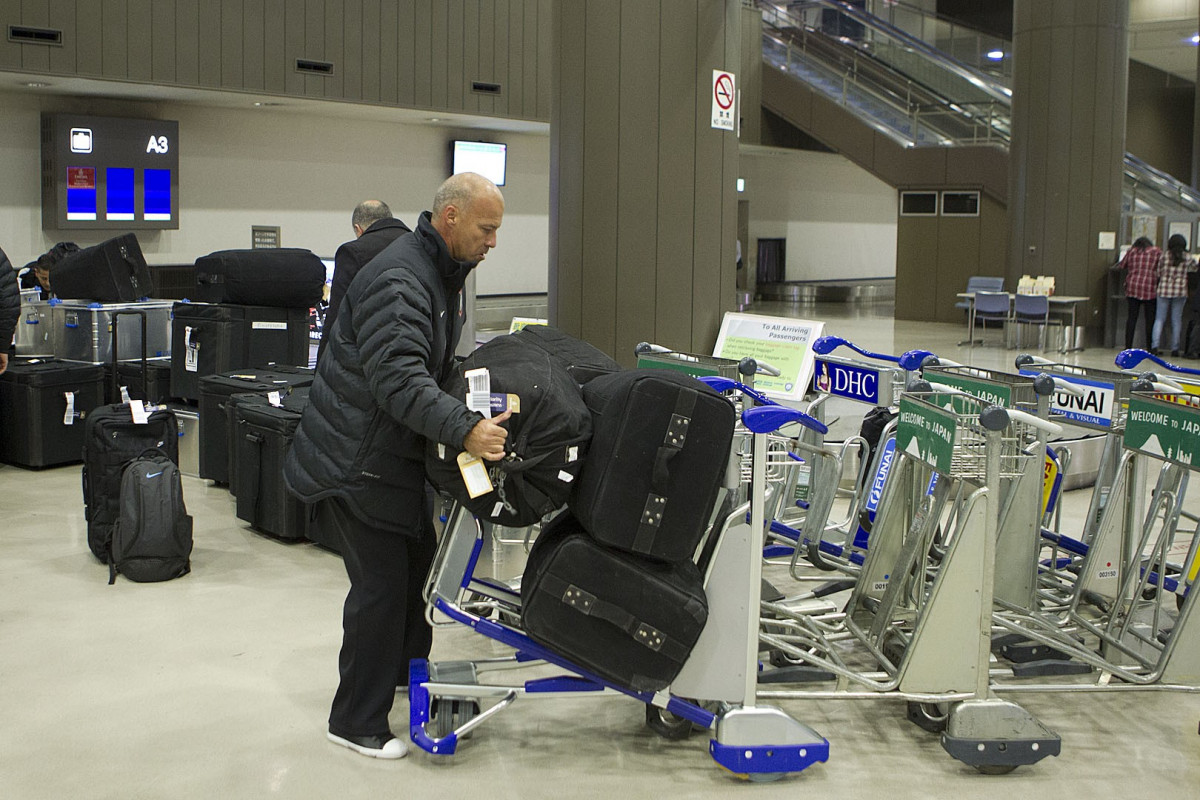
{"left": 509, "top": 324, "right": 623, "bottom": 385}
{"left": 106, "top": 357, "right": 174, "bottom": 405}
{"left": 521, "top": 513, "right": 708, "bottom": 692}
{"left": 232, "top": 389, "right": 312, "bottom": 540}
{"left": 193, "top": 248, "right": 326, "bottom": 308}
{"left": 571, "top": 370, "right": 735, "bottom": 563}
{"left": 0, "top": 359, "right": 105, "bottom": 468}
{"left": 82, "top": 404, "right": 180, "bottom": 563}
{"left": 196, "top": 366, "right": 315, "bottom": 486}
{"left": 51, "top": 233, "right": 154, "bottom": 302}
{"left": 169, "top": 302, "right": 310, "bottom": 402}
{"left": 425, "top": 334, "right": 592, "bottom": 527}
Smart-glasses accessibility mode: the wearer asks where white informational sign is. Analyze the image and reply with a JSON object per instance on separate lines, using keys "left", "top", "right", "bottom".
{"left": 1097, "top": 231, "right": 1116, "bottom": 250}
{"left": 711, "top": 70, "right": 736, "bottom": 131}
{"left": 713, "top": 312, "right": 824, "bottom": 400}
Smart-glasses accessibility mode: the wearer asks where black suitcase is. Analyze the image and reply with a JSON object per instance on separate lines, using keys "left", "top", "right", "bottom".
{"left": 0, "top": 359, "right": 105, "bottom": 468}
{"left": 82, "top": 403, "right": 180, "bottom": 563}
{"left": 521, "top": 512, "right": 708, "bottom": 692}
{"left": 510, "top": 324, "right": 623, "bottom": 384}
{"left": 233, "top": 389, "right": 312, "bottom": 540}
{"left": 51, "top": 233, "right": 154, "bottom": 302}
{"left": 169, "top": 302, "right": 310, "bottom": 402}
{"left": 107, "top": 358, "right": 173, "bottom": 404}
{"left": 197, "top": 367, "right": 315, "bottom": 486}
{"left": 425, "top": 334, "right": 592, "bottom": 526}
{"left": 571, "top": 370, "right": 735, "bottom": 562}
{"left": 193, "top": 248, "right": 326, "bottom": 308}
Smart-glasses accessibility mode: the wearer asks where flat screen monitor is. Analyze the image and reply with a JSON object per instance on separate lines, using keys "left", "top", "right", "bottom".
{"left": 41, "top": 113, "right": 180, "bottom": 230}
{"left": 451, "top": 140, "right": 506, "bottom": 186}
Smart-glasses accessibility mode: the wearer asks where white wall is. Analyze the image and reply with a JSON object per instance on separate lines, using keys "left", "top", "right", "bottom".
{"left": 740, "top": 148, "right": 897, "bottom": 282}
{"left": 0, "top": 90, "right": 550, "bottom": 296}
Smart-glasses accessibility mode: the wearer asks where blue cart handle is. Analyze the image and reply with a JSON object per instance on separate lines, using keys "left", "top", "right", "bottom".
{"left": 812, "top": 335, "right": 937, "bottom": 371}
{"left": 698, "top": 376, "right": 777, "bottom": 406}
{"left": 1116, "top": 348, "right": 1200, "bottom": 376}
{"left": 742, "top": 404, "right": 828, "bottom": 435}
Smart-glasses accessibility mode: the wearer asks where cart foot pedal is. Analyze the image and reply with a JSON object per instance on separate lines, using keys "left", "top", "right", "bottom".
{"left": 991, "top": 633, "right": 1075, "bottom": 663}
{"left": 759, "top": 665, "right": 836, "bottom": 683}
{"left": 710, "top": 706, "right": 828, "bottom": 778}
{"left": 1010, "top": 658, "right": 1093, "bottom": 677}
{"left": 940, "top": 699, "right": 1060, "bottom": 773}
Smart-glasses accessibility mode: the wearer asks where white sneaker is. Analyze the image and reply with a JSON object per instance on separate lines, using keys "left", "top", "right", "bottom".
{"left": 327, "top": 731, "right": 408, "bottom": 759}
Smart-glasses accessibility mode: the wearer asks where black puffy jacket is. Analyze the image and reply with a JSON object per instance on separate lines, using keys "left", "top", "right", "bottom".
{"left": 0, "top": 246, "right": 20, "bottom": 351}
{"left": 284, "top": 212, "right": 483, "bottom": 532}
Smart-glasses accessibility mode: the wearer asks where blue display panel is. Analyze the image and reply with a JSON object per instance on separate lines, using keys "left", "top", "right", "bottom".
{"left": 65, "top": 167, "right": 97, "bottom": 220}
{"left": 144, "top": 168, "right": 172, "bottom": 221}
{"left": 106, "top": 167, "right": 135, "bottom": 220}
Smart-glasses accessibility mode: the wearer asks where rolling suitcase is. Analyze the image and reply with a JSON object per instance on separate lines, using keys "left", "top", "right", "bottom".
{"left": 0, "top": 359, "right": 105, "bottom": 468}
{"left": 107, "top": 358, "right": 173, "bottom": 404}
{"left": 571, "top": 370, "right": 735, "bottom": 562}
{"left": 521, "top": 512, "right": 708, "bottom": 692}
{"left": 82, "top": 404, "right": 180, "bottom": 563}
{"left": 509, "top": 324, "right": 623, "bottom": 385}
{"left": 169, "top": 302, "right": 310, "bottom": 402}
{"left": 232, "top": 389, "right": 312, "bottom": 540}
{"left": 51, "top": 233, "right": 154, "bottom": 302}
{"left": 193, "top": 248, "right": 326, "bottom": 308}
{"left": 197, "top": 366, "right": 315, "bottom": 486}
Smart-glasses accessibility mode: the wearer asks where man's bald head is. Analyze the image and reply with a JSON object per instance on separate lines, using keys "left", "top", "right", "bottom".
{"left": 431, "top": 173, "right": 505, "bottom": 264}
{"left": 351, "top": 200, "right": 393, "bottom": 237}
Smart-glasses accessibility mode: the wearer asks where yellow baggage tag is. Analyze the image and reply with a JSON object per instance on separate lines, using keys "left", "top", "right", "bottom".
{"left": 457, "top": 451, "right": 493, "bottom": 498}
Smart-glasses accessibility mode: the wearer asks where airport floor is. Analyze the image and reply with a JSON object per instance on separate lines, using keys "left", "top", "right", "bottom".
{"left": 2, "top": 301, "right": 1198, "bottom": 799}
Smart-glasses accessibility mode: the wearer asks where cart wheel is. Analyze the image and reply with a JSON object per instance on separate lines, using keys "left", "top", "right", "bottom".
{"left": 428, "top": 698, "right": 481, "bottom": 739}
{"left": 905, "top": 701, "right": 950, "bottom": 733}
{"left": 645, "top": 705, "right": 694, "bottom": 740}
{"left": 975, "top": 764, "right": 1018, "bottom": 775}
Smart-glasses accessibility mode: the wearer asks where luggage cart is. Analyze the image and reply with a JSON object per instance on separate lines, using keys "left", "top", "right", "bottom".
{"left": 756, "top": 390, "right": 1063, "bottom": 773}
{"left": 409, "top": 392, "right": 832, "bottom": 781}
{"left": 988, "top": 390, "right": 1200, "bottom": 691}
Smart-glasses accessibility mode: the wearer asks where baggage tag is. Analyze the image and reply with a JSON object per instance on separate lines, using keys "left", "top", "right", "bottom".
{"left": 129, "top": 400, "right": 150, "bottom": 425}
{"left": 465, "top": 368, "right": 492, "bottom": 418}
{"left": 456, "top": 451, "right": 493, "bottom": 498}
{"left": 119, "top": 385, "right": 132, "bottom": 404}
{"left": 63, "top": 391, "right": 75, "bottom": 425}
{"left": 184, "top": 326, "right": 199, "bottom": 373}
{"left": 268, "top": 391, "right": 282, "bottom": 407}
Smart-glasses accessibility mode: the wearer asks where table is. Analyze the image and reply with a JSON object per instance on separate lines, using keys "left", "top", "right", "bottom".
{"left": 956, "top": 292, "right": 1090, "bottom": 353}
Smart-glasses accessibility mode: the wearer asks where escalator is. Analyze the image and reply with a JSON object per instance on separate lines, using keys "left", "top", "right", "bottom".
{"left": 755, "top": 0, "right": 1200, "bottom": 215}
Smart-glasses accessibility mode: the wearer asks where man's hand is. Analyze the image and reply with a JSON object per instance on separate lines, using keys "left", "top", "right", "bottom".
{"left": 463, "top": 409, "right": 512, "bottom": 461}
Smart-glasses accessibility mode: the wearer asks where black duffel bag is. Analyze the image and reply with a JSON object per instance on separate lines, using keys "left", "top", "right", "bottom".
{"left": 425, "top": 334, "right": 592, "bottom": 526}
{"left": 509, "top": 324, "right": 623, "bottom": 385}
{"left": 521, "top": 511, "right": 709, "bottom": 692}
{"left": 52, "top": 234, "right": 153, "bottom": 302}
{"left": 193, "top": 248, "right": 325, "bottom": 308}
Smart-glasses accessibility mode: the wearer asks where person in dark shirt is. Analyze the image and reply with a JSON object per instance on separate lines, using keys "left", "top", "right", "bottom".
{"left": 317, "top": 200, "right": 412, "bottom": 362}
{"left": 0, "top": 245, "right": 19, "bottom": 375}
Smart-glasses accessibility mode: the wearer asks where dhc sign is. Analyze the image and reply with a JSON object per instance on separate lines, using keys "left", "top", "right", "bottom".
{"left": 812, "top": 358, "right": 881, "bottom": 405}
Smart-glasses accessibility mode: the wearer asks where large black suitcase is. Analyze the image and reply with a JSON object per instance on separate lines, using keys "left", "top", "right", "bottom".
{"left": 51, "top": 233, "right": 154, "bottom": 302}
{"left": 425, "top": 334, "right": 592, "bottom": 526}
{"left": 571, "top": 370, "right": 735, "bottom": 562}
{"left": 521, "top": 512, "right": 708, "bottom": 692}
{"left": 0, "top": 359, "right": 105, "bottom": 468}
{"left": 233, "top": 389, "right": 312, "bottom": 540}
{"left": 82, "top": 403, "right": 180, "bottom": 563}
{"left": 106, "top": 358, "right": 174, "bottom": 405}
{"left": 509, "top": 324, "right": 623, "bottom": 384}
{"left": 169, "top": 302, "right": 310, "bottom": 401}
{"left": 197, "top": 366, "right": 315, "bottom": 486}
{"left": 193, "top": 248, "right": 326, "bottom": 308}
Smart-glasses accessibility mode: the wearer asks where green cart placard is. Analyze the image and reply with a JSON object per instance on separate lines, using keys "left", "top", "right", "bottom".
{"left": 1124, "top": 394, "right": 1200, "bottom": 470}
{"left": 896, "top": 396, "right": 956, "bottom": 474}
{"left": 929, "top": 372, "right": 1012, "bottom": 407}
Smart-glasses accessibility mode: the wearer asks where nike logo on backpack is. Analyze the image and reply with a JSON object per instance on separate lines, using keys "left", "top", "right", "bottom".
{"left": 146, "top": 471, "right": 163, "bottom": 479}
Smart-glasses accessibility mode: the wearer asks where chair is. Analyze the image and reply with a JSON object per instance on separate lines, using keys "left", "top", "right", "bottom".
{"left": 958, "top": 276, "right": 1005, "bottom": 344}
{"left": 969, "top": 290, "right": 1011, "bottom": 348}
{"left": 1012, "top": 293, "right": 1059, "bottom": 352}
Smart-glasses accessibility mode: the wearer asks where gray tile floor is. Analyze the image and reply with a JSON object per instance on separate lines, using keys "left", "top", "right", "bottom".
{"left": 2, "top": 302, "right": 1199, "bottom": 798}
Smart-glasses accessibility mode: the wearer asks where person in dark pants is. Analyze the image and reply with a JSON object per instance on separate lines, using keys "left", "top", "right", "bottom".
{"left": 0, "top": 245, "right": 20, "bottom": 375}
{"left": 285, "top": 173, "right": 510, "bottom": 760}
{"left": 317, "top": 200, "right": 412, "bottom": 363}
{"left": 1118, "top": 236, "right": 1161, "bottom": 350}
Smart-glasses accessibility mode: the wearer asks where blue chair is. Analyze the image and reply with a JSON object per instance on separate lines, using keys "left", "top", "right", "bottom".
{"left": 1012, "top": 292, "right": 1058, "bottom": 351}
{"left": 969, "top": 290, "right": 1011, "bottom": 348}
{"left": 958, "top": 276, "right": 1005, "bottom": 343}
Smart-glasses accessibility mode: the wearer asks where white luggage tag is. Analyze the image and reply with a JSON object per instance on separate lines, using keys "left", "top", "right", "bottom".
{"left": 465, "top": 368, "right": 492, "bottom": 418}
{"left": 63, "top": 391, "right": 75, "bottom": 425}
{"left": 268, "top": 391, "right": 282, "bottom": 407}
{"left": 184, "top": 326, "right": 199, "bottom": 373}
{"left": 129, "top": 400, "right": 150, "bottom": 425}
{"left": 119, "top": 385, "right": 132, "bottom": 404}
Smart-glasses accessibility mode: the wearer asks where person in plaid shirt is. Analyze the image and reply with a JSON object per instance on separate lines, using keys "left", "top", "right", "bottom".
{"left": 1118, "top": 236, "right": 1161, "bottom": 350}
{"left": 1151, "top": 233, "right": 1198, "bottom": 356}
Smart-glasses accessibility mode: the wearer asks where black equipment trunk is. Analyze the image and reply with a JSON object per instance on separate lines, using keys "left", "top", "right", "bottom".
{"left": 0, "top": 359, "right": 105, "bottom": 468}
{"left": 232, "top": 390, "right": 313, "bottom": 541}
{"left": 51, "top": 233, "right": 154, "bottom": 302}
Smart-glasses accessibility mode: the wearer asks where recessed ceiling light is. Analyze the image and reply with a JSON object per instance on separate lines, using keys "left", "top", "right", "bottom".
{"left": 1191, "top": 33, "right": 1199, "bottom": 45}
{"left": 21, "top": 81, "right": 51, "bottom": 88}
{"left": 427, "top": 117, "right": 442, "bottom": 123}
{"left": 985, "top": 50, "right": 1005, "bottom": 60}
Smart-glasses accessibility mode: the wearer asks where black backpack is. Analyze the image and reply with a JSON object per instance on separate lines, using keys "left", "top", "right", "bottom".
{"left": 109, "top": 451, "right": 194, "bottom": 584}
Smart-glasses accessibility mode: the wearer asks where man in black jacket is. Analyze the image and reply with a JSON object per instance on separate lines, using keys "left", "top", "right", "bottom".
{"left": 285, "top": 173, "right": 510, "bottom": 760}
{"left": 0, "top": 245, "right": 19, "bottom": 375}
{"left": 317, "top": 200, "right": 412, "bottom": 362}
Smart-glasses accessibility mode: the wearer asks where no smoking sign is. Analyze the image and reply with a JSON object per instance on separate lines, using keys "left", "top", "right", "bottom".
{"left": 711, "top": 70, "right": 736, "bottom": 131}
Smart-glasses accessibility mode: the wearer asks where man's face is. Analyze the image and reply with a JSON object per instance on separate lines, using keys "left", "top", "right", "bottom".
{"left": 445, "top": 193, "right": 504, "bottom": 264}
{"left": 34, "top": 267, "right": 50, "bottom": 290}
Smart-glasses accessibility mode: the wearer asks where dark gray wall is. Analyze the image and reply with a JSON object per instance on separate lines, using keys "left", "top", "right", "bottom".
{"left": 1127, "top": 59, "right": 1194, "bottom": 185}
{"left": 550, "top": 0, "right": 740, "bottom": 364}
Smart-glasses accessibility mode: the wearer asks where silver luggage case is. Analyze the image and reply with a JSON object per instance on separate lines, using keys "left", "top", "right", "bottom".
{"left": 51, "top": 300, "right": 173, "bottom": 364}
{"left": 14, "top": 301, "right": 53, "bottom": 356}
